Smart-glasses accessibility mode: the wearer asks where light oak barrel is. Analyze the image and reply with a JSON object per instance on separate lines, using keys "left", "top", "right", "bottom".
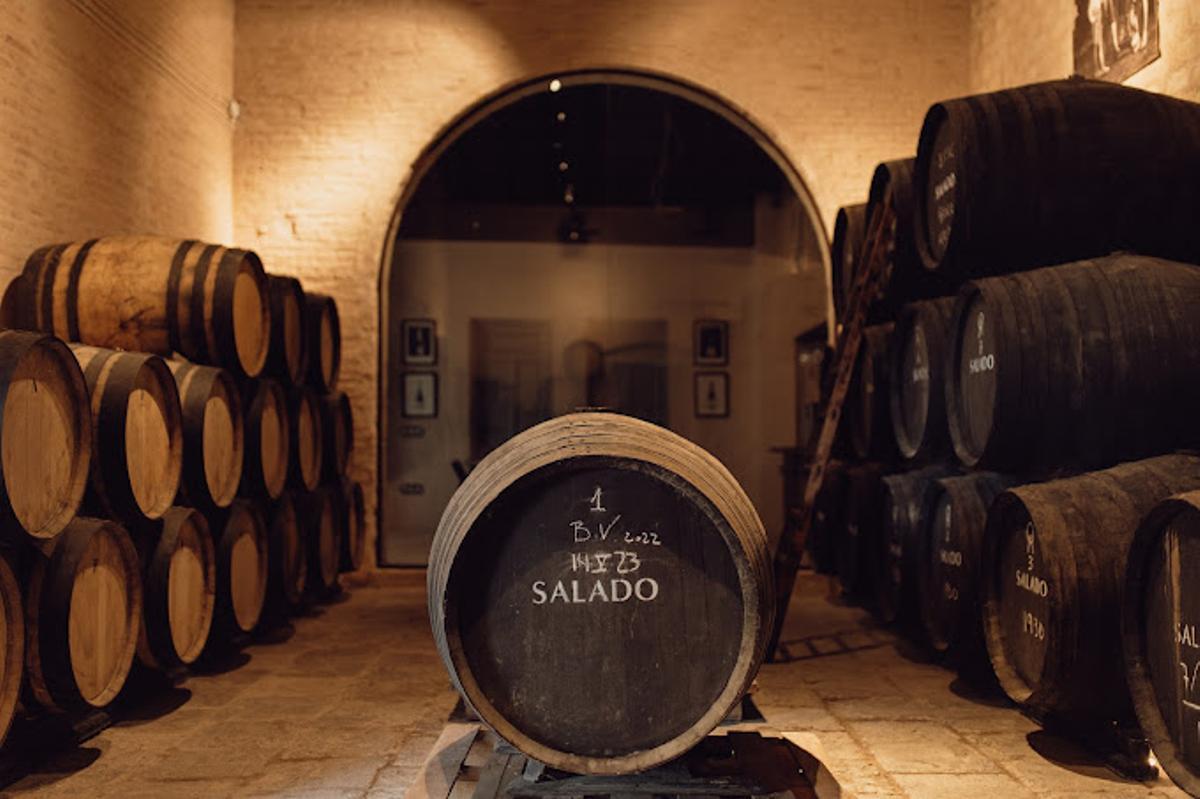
{"left": 0, "top": 551, "right": 22, "bottom": 747}
{"left": 0, "top": 331, "right": 91, "bottom": 543}
{"left": 168, "top": 360, "right": 245, "bottom": 511}
{"left": 17, "top": 237, "right": 270, "bottom": 378}
{"left": 338, "top": 479, "right": 366, "bottom": 573}
{"left": 264, "top": 276, "right": 308, "bottom": 387}
{"left": 267, "top": 493, "right": 307, "bottom": 610}
{"left": 319, "top": 392, "right": 352, "bottom": 481}
{"left": 72, "top": 346, "right": 183, "bottom": 525}
{"left": 428, "top": 412, "right": 773, "bottom": 775}
{"left": 304, "top": 293, "right": 340, "bottom": 393}
{"left": 240, "top": 379, "right": 289, "bottom": 500}
{"left": 302, "top": 487, "right": 342, "bottom": 596}
{"left": 207, "top": 500, "right": 269, "bottom": 638}
{"left": 136, "top": 507, "right": 216, "bottom": 670}
{"left": 288, "top": 388, "right": 323, "bottom": 492}
{"left": 24, "top": 517, "right": 142, "bottom": 711}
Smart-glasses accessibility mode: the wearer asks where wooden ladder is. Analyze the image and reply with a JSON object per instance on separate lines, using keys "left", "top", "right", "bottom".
{"left": 766, "top": 195, "right": 895, "bottom": 661}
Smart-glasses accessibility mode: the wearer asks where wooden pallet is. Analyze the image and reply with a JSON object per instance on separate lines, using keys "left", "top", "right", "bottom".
{"left": 410, "top": 708, "right": 844, "bottom": 799}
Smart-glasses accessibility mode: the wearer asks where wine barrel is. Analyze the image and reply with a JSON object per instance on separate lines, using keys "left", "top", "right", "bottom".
{"left": 831, "top": 204, "right": 867, "bottom": 321}
{"left": 982, "top": 454, "right": 1200, "bottom": 724}
{"left": 268, "top": 493, "right": 307, "bottom": 610}
{"left": 429, "top": 412, "right": 772, "bottom": 775}
{"left": 17, "top": 237, "right": 270, "bottom": 378}
{"left": 288, "top": 388, "right": 324, "bottom": 492}
{"left": 168, "top": 360, "right": 245, "bottom": 510}
{"left": 240, "top": 379, "right": 289, "bottom": 500}
{"left": 0, "top": 331, "right": 91, "bottom": 543}
{"left": 807, "top": 461, "right": 847, "bottom": 576}
{"left": 72, "top": 346, "right": 184, "bottom": 524}
{"left": 209, "top": 500, "right": 269, "bottom": 638}
{"left": 847, "top": 324, "right": 897, "bottom": 461}
{"left": 264, "top": 276, "right": 308, "bottom": 387}
{"left": 319, "top": 392, "right": 353, "bottom": 481}
{"left": 304, "top": 293, "right": 341, "bottom": 393}
{"left": 946, "top": 254, "right": 1200, "bottom": 471}
{"left": 137, "top": 507, "right": 216, "bottom": 670}
{"left": 876, "top": 464, "right": 956, "bottom": 627}
{"left": 303, "top": 486, "right": 343, "bottom": 596}
{"left": 25, "top": 517, "right": 142, "bottom": 711}
{"left": 919, "top": 472, "right": 1012, "bottom": 672}
{"left": 836, "top": 462, "right": 887, "bottom": 598}
{"left": 914, "top": 79, "right": 1200, "bottom": 278}
{"left": 0, "top": 552, "right": 22, "bottom": 746}
{"left": 339, "top": 479, "right": 366, "bottom": 573}
{"left": 1124, "top": 490, "right": 1200, "bottom": 795}
{"left": 889, "top": 298, "right": 955, "bottom": 462}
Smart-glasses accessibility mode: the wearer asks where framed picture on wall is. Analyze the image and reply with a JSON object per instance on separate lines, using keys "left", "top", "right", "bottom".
{"left": 403, "top": 319, "right": 437, "bottom": 365}
{"left": 694, "top": 320, "right": 729, "bottom": 366}
{"left": 695, "top": 371, "right": 729, "bottom": 418}
{"left": 402, "top": 372, "right": 438, "bottom": 418}
{"left": 1073, "top": 0, "right": 1159, "bottom": 83}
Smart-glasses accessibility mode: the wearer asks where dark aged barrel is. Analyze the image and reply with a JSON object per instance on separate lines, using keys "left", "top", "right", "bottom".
{"left": 865, "top": 159, "right": 954, "bottom": 316}
{"left": 72, "top": 346, "right": 183, "bottom": 525}
{"left": 136, "top": 507, "right": 216, "bottom": 671}
{"left": 288, "top": 388, "right": 324, "bottom": 492}
{"left": 876, "top": 464, "right": 956, "bottom": 627}
{"left": 836, "top": 463, "right": 886, "bottom": 599}
{"left": 264, "top": 276, "right": 308, "bottom": 387}
{"left": 946, "top": 254, "right": 1200, "bottom": 471}
{"left": 983, "top": 454, "right": 1200, "bottom": 724}
{"left": 302, "top": 486, "right": 343, "bottom": 596}
{"left": 0, "top": 331, "right": 91, "bottom": 543}
{"left": 914, "top": 79, "right": 1200, "bottom": 278}
{"left": 17, "top": 237, "right": 271, "bottom": 378}
{"left": 889, "top": 298, "right": 955, "bottom": 462}
{"left": 339, "top": 479, "right": 366, "bottom": 573}
{"left": 830, "top": 204, "right": 867, "bottom": 320}
{"left": 208, "top": 500, "right": 269, "bottom": 638}
{"left": 0, "top": 552, "right": 21, "bottom": 746}
{"left": 304, "top": 293, "right": 341, "bottom": 393}
{"left": 169, "top": 360, "right": 245, "bottom": 510}
{"left": 807, "top": 461, "right": 847, "bottom": 576}
{"left": 919, "top": 472, "right": 1013, "bottom": 673}
{"left": 1124, "top": 490, "right": 1200, "bottom": 795}
{"left": 268, "top": 493, "right": 307, "bottom": 610}
{"left": 240, "top": 379, "right": 289, "bottom": 500}
{"left": 429, "top": 413, "right": 772, "bottom": 775}
{"left": 319, "top": 392, "right": 353, "bottom": 481}
{"left": 847, "top": 324, "right": 896, "bottom": 461}
{"left": 25, "top": 517, "right": 142, "bottom": 711}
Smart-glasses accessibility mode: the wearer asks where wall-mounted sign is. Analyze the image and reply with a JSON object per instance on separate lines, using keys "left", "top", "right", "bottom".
{"left": 403, "top": 318, "right": 438, "bottom": 365}
{"left": 402, "top": 371, "right": 438, "bottom": 418}
{"left": 694, "top": 319, "right": 729, "bottom": 366}
{"left": 695, "top": 371, "right": 729, "bottom": 418}
{"left": 1074, "top": 0, "right": 1159, "bottom": 83}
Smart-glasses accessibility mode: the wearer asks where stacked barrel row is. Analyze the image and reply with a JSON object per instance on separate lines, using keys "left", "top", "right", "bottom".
{"left": 0, "top": 236, "right": 365, "bottom": 751}
{"left": 802, "top": 79, "right": 1200, "bottom": 793}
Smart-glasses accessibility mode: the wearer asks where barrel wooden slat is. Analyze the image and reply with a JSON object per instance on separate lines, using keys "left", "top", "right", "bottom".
{"left": 982, "top": 454, "right": 1200, "bottom": 725}
{"left": 889, "top": 298, "right": 956, "bottom": 462}
{"left": 914, "top": 79, "right": 1200, "bottom": 277}
{"left": 268, "top": 493, "right": 307, "bottom": 610}
{"left": 1124, "top": 490, "right": 1200, "bottom": 795}
{"left": 24, "top": 517, "right": 142, "bottom": 711}
{"left": 137, "top": 507, "right": 216, "bottom": 670}
{"left": 0, "top": 331, "right": 91, "bottom": 543}
{"left": 240, "top": 379, "right": 289, "bottom": 500}
{"left": 303, "top": 487, "right": 343, "bottom": 596}
{"left": 0, "top": 551, "right": 22, "bottom": 747}
{"left": 428, "top": 412, "right": 772, "bottom": 775}
{"left": 876, "top": 464, "right": 956, "bottom": 628}
{"left": 72, "top": 346, "right": 183, "bottom": 525}
{"left": 339, "top": 479, "right": 366, "bottom": 573}
{"left": 304, "top": 293, "right": 341, "bottom": 393}
{"left": 264, "top": 275, "right": 308, "bottom": 387}
{"left": 946, "top": 254, "right": 1200, "bottom": 471}
{"left": 169, "top": 360, "right": 245, "bottom": 511}
{"left": 830, "top": 204, "right": 867, "bottom": 322}
{"left": 919, "top": 472, "right": 1012, "bottom": 676}
{"left": 288, "top": 388, "right": 324, "bottom": 492}
{"left": 208, "top": 500, "right": 269, "bottom": 639}
{"left": 847, "top": 324, "right": 896, "bottom": 461}
{"left": 836, "top": 463, "right": 887, "bottom": 598}
{"left": 17, "top": 237, "right": 271, "bottom": 378}
{"left": 320, "top": 392, "right": 353, "bottom": 481}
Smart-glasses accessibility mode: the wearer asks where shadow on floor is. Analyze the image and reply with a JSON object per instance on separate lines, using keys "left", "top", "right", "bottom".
{"left": 1027, "top": 728, "right": 1132, "bottom": 784}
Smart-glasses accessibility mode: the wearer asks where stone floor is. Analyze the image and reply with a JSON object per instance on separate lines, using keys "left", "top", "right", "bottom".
{"left": 1, "top": 570, "right": 1188, "bottom": 798}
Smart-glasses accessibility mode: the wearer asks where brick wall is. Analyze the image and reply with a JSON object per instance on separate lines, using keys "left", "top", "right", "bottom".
{"left": 233, "top": 0, "right": 974, "bottom": 566}
{"left": 0, "top": 1, "right": 235, "bottom": 274}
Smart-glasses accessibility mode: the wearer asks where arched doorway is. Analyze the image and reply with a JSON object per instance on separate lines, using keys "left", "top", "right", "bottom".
{"left": 379, "top": 70, "right": 829, "bottom": 565}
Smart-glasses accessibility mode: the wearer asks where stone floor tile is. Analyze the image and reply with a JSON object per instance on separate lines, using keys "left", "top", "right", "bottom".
{"left": 848, "top": 720, "right": 997, "bottom": 774}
